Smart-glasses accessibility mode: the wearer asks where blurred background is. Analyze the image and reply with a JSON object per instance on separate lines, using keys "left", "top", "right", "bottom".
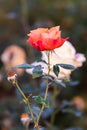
{"left": 0, "top": 0, "right": 87, "bottom": 130}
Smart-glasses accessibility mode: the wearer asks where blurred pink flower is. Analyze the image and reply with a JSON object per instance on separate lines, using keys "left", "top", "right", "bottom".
{"left": 72, "top": 96, "right": 85, "bottom": 111}
{"left": 1, "top": 45, "right": 26, "bottom": 75}
{"left": 26, "top": 41, "right": 86, "bottom": 78}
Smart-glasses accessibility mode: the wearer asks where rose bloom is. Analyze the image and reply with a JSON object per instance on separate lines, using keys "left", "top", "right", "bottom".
{"left": 20, "top": 113, "right": 30, "bottom": 127}
{"left": 1, "top": 45, "right": 26, "bottom": 75}
{"left": 27, "top": 26, "right": 68, "bottom": 51}
{"left": 26, "top": 41, "right": 86, "bottom": 78}
{"left": 7, "top": 71, "right": 17, "bottom": 84}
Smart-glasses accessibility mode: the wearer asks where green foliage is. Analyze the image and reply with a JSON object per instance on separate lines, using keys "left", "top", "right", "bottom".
{"left": 16, "top": 63, "right": 34, "bottom": 69}
{"left": 32, "top": 95, "right": 49, "bottom": 108}
{"left": 37, "top": 58, "right": 48, "bottom": 65}
{"left": 32, "top": 95, "right": 45, "bottom": 104}
{"left": 57, "top": 64, "right": 75, "bottom": 70}
{"left": 32, "top": 65, "right": 43, "bottom": 78}
{"left": 53, "top": 64, "right": 60, "bottom": 77}
{"left": 51, "top": 79, "right": 66, "bottom": 88}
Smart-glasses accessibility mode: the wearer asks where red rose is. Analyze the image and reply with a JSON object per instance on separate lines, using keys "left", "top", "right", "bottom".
{"left": 27, "top": 26, "right": 68, "bottom": 51}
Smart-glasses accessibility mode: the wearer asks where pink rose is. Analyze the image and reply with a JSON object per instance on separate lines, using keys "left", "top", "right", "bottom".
{"left": 27, "top": 26, "right": 68, "bottom": 51}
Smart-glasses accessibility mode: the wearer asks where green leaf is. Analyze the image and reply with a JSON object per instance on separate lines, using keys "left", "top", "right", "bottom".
{"left": 32, "top": 65, "right": 43, "bottom": 78}
{"left": 54, "top": 80, "right": 66, "bottom": 87}
{"left": 37, "top": 58, "right": 48, "bottom": 65}
{"left": 15, "top": 63, "right": 34, "bottom": 69}
{"left": 32, "top": 96, "right": 45, "bottom": 104}
{"left": 42, "top": 75, "right": 53, "bottom": 81}
{"left": 52, "top": 79, "right": 66, "bottom": 87}
{"left": 32, "top": 96, "right": 49, "bottom": 107}
{"left": 62, "top": 78, "right": 70, "bottom": 82}
{"left": 57, "top": 64, "right": 75, "bottom": 70}
{"left": 53, "top": 65, "right": 60, "bottom": 77}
